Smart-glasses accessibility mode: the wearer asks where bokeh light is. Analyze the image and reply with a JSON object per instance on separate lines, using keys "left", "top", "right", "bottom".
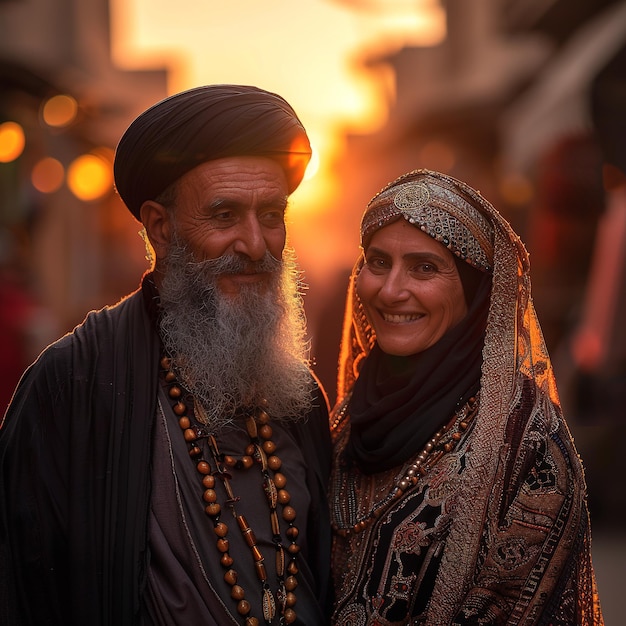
{"left": 67, "top": 152, "right": 113, "bottom": 201}
{"left": 42, "top": 94, "right": 79, "bottom": 128}
{"left": 0, "top": 121, "right": 26, "bottom": 163}
{"left": 31, "top": 157, "right": 65, "bottom": 193}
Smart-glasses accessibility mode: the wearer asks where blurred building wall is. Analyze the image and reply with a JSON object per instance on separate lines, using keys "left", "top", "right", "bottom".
{"left": 0, "top": 0, "right": 168, "bottom": 409}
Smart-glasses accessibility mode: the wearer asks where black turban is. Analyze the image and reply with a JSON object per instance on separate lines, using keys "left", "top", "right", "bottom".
{"left": 113, "top": 84, "right": 312, "bottom": 220}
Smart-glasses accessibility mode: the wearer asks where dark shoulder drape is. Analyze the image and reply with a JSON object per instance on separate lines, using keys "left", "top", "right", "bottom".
{"left": 286, "top": 377, "right": 333, "bottom": 617}
{"left": 0, "top": 282, "right": 161, "bottom": 626}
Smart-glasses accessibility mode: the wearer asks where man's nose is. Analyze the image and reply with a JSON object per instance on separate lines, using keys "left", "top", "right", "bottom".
{"left": 232, "top": 216, "right": 267, "bottom": 261}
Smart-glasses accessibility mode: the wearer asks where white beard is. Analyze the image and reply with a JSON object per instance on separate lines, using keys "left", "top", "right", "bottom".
{"left": 158, "top": 240, "right": 313, "bottom": 430}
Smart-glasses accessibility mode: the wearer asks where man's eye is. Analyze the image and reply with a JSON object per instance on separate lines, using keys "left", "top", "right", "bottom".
{"left": 261, "top": 210, "right": 285, "bottom": 224}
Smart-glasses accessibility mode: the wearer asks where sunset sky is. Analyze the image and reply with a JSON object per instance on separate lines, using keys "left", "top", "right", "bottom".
{"left": 110, "top": 0, "right": 445, "bottom": 209}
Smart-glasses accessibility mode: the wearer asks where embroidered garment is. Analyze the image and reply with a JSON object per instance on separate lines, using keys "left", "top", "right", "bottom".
{"left": 330, "top": 169, "right": 604, "bottom": 625}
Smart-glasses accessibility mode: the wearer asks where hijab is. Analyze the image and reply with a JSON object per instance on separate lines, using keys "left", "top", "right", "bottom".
{"left": 341, "top": 169, "right": 496, "bottom": 473}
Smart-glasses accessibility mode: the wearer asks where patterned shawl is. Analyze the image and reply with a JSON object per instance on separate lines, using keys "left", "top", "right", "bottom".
{"left": 331, "top": 169, "right": 604, "bottom": 624}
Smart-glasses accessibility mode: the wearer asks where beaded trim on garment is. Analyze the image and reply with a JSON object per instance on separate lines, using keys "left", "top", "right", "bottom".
{"left": 331, "top": 394, "right": 479, "bottom": 536}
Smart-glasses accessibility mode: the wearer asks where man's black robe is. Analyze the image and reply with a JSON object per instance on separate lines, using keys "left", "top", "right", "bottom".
{"left": 0, "top": 276, "right": 331, "bottom": 625}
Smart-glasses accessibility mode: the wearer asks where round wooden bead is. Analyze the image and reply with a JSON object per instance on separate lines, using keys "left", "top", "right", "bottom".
{"left": 268, "top": 456, "right": 282, "bottom": 471}
{"left": 282, "top": 506, "right": 296, "bottom": 522}
{"left": 203, "top": 489, "right": 217, "bottom": 503}
{"left": 273, "top": 472, "right": 287, "bottom": 489}
{"left": 184, "top": 428, "right": 197, "bottom": 442}
{"left": 262, "top": 441, "right": 276, "bottom": 455}
{"left": 214, "top": 522, "right": 228, "bottom": 537}
{"left": 205, "top": 503, "right": 221, "bottom": 516}
{"left": 224, "top": 569, "right": 237, "bottom": 585}
{"left": 196, "top": 460, "right": 211, "bottom": 474}
{"left": 169, "top": 385, "right": 182, "bottom": 399}
{"left": 237, "top": 600, "right": 251, "bottom": 616}
{"left": 231, "top": 585, "right": 245, "bottom": 601}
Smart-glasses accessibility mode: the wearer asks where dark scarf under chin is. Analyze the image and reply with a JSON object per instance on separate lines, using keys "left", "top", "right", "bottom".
{"left": 346, "top": 272, "right": 492, "bottom": 475}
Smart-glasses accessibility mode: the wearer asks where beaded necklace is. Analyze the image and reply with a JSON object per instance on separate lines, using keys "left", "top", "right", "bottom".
{"left": 331, "top": 394, "right": 479, "bottom": 536}
{"left": 160, "top": 355, "right": 299, "bottom": 626}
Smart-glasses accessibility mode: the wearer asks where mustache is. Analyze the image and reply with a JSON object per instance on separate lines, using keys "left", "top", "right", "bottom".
{"left": 185, "top": 251, "right": 282, "bottom": 276}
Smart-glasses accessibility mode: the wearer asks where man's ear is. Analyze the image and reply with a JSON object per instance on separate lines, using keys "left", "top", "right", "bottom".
{"left": 140, "top": 200, "right": 172, "bottom": 258}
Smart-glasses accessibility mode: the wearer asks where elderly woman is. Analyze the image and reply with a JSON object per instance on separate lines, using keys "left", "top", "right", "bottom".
{"left": 329, "top": 169, "right": 604, "bottom": 625}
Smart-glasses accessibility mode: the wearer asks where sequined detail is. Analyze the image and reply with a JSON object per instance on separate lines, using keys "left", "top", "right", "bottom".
{"left": 360, "top": 171, "right": 495, "bottom": 271}
{"left": 393, "top": 181, "right": 430, "bottom": 211}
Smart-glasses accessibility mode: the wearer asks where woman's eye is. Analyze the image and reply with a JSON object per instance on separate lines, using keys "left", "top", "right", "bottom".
{"left": 366, "top": 257, "right": 388, "bottom": 269}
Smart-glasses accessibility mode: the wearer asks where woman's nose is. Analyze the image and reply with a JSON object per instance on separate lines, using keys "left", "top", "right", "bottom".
{"left": 378, "top": 269, "right": 410, "bottom": 303}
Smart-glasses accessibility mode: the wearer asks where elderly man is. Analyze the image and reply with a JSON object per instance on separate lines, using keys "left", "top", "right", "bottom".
{"left": 0, "top": 85, "right": 331, "bottom": 626}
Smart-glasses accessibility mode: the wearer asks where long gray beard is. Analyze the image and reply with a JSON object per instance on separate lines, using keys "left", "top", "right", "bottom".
{"left": 158, "top": 242, "right": 314, "bottom": 430}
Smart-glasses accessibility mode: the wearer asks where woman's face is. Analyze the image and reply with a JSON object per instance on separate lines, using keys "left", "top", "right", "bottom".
{"left": 357, "top": 219, "right": 468, "bottom": 356}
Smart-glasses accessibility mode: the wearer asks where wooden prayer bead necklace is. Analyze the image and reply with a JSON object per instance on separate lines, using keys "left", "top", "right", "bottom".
{"left": 332, "top": 394, "right": 479, "bottom": 537}
{"left": 160, "top": 355, "right": 300, "bottom": 626}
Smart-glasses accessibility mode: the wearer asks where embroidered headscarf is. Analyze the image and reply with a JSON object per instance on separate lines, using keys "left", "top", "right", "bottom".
{"left": 114, "top": 84, "right": 312, "bottom": 220}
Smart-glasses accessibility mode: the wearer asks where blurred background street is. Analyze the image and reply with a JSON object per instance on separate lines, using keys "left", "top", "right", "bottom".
{"left": 592, "top": 528, "right": 626, "bottom": 625}
{"left": 1, "top": 1, "right": 625, "bottom": 622}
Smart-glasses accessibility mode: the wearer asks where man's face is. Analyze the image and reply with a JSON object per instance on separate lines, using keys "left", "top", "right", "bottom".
{"left": 167, "top": 155, "right": 289, "bottom": 296}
